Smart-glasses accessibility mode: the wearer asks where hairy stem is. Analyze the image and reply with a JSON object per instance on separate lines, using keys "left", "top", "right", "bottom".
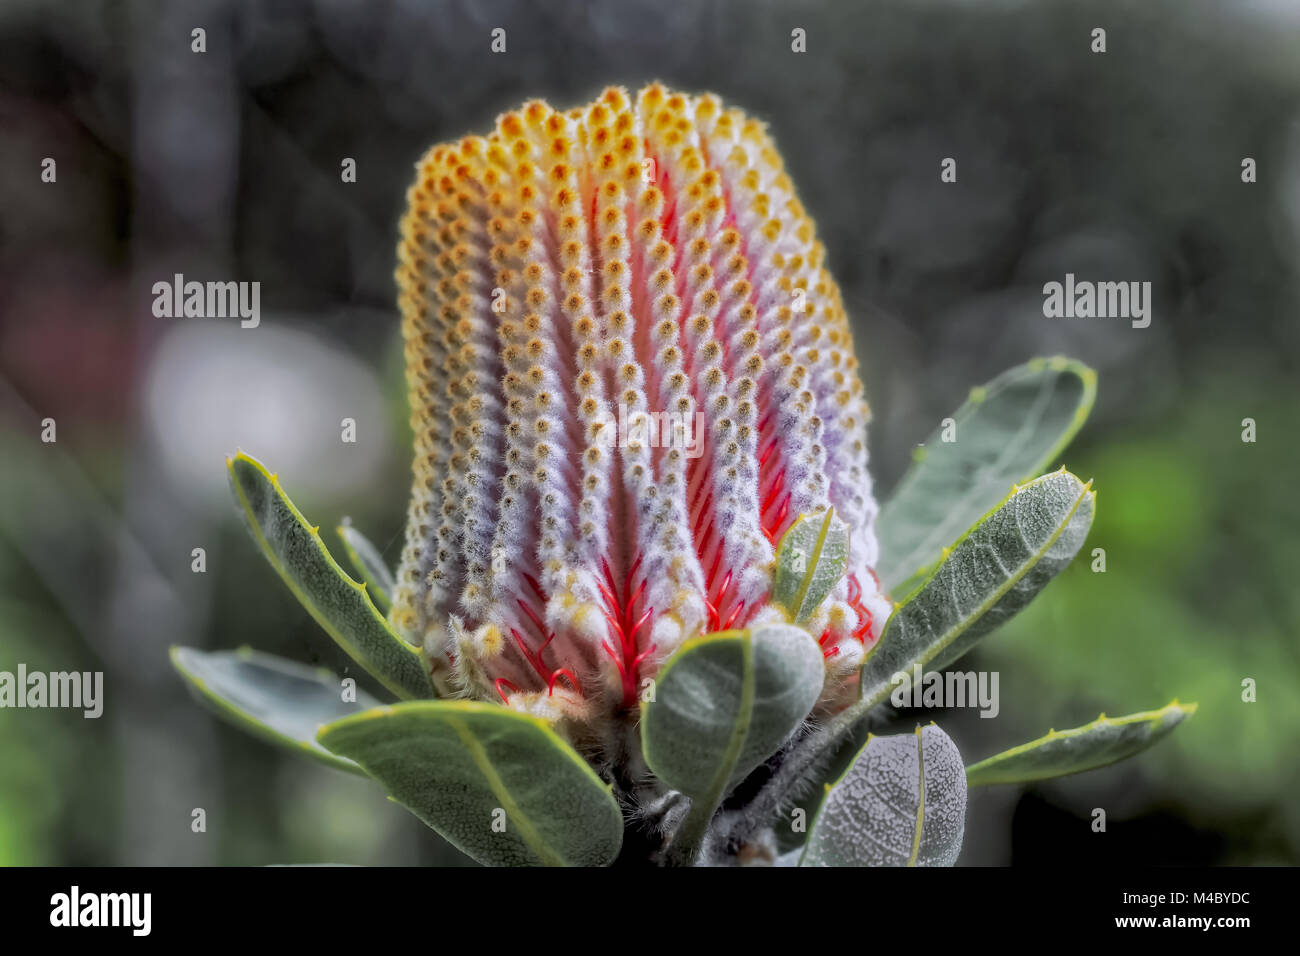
{"left": 664, "top": 796, "right": 716, "bottom": 866}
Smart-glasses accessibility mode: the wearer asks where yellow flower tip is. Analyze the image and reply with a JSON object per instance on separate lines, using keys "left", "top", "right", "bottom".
{"left": 475, "top": 623, "right": 504, "bottom": 658}
{"left": 392, "top": 608, "right": 419, "bottom": 635}
{"left": 521, "top": 99, "right": 549, "bottom": 126}
{"left": 569, "top": 601, "right": 606, "bottom": 644}
{"left": 669, "top": 587, "right": 698, "bottom": 615}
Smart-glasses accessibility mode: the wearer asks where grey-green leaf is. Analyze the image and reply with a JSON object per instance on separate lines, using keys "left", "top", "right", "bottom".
{"left": 861, "top": 469, "right": 1095, "bottom": 705}
{"left": 801, "top": 724, "right": 966, "bottom": 866}
{"left": 336, "top": 520, "right": 395, "bottom": 613}
{"left": 227, "top": 452, "right": 434, "bottom": 700}
{"left": 771, "top": 508, "right": 851, "bottom": 624}
{"left": 877, "top": 357, "right": 1096, "bottom": 592}
{"left": 966, "top": 701, "right": 1197, "bottom": 786}
{"left": 317, "top": 701, "right": 623, "bottom": 867}
{"left": 170, "top": 646, "right": 378, "bottom": 774}
{"left": 641, "top": 624, "right": 825, "bottom": 800}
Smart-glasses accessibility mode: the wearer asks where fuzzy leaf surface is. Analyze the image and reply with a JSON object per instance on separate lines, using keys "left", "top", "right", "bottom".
{"left": 318, "top": 701, "right": 623, "bottom": 867}
{"left": 642, "top": 624, "right": 824, "bottom": 798}
{"left": 801, "top": 724, "right": 966, "bottom": 866}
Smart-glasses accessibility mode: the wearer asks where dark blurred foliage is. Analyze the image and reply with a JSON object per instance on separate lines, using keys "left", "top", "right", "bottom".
{"left": 0, "top": 0, "right": 1296, "bottom": 864}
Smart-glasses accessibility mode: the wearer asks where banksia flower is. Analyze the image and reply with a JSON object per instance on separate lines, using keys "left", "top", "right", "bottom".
{"left": 178, "top": 81, "right": 1184, "bottom": 869}
{"left": 388, "top": 83, "right": 891, "bottom": 738}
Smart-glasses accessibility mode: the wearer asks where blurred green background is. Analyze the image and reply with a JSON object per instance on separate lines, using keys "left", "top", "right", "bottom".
{"left": 0, "top": 0, "right": 1296, "bottom": 865}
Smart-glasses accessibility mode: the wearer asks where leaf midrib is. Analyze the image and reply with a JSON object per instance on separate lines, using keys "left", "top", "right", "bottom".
{"left": 965, "top": 702, "right": 1193, "bottom": 785}
{"left": 447, "top": 715, "right": 567, "bottom": 867}
{"left": 907, "top": 727, "right": 926, "bottom": 866}
{"left": 698, "top": 635, "right": 756, "bottom": 812}
{"left": 789, "top": 509, "right": 834, "bottom": 621}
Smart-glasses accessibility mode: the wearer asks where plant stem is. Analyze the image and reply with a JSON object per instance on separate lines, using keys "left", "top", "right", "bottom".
{"left": 664, "top": 795, "right": 716, "bottom": 866}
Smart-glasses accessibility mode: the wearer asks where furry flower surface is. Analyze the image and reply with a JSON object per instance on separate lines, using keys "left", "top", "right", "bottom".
{"left": 388, "top": 83, "right": 891, "bottom": 741}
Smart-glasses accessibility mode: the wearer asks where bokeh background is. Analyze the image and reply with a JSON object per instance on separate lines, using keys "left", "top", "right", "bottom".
{"left": 1, "top": 0, "right": 1296, "bottom": 865}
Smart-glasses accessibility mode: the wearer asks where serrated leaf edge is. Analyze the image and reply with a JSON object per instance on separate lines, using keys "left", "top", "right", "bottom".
{"left": 227, "top": 451, "right": 433, "bottom": 700}
{"left": 965, "top": 700, "right": 1197, "bottom": 786}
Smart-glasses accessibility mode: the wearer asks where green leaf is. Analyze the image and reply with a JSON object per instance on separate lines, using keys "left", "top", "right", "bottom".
{"left": 317, "top": 701, "right": 623, "bottom": 867}
{"left": 227, "top": 452, "right": 434, "bottom": 700}
{"left": 170, "top": 646, "right": 378, "bottom": 774}
{"left": 336, "top": 520, "right": 395, "bottom": 613}
{"left": 966, "top": 701, "right": 1197, "bottom": 786}
{"left": 641, "top": 624, "right": 824, "bottom": 864}
{"left": 861, "top": 469, "right": 1095, "bottom": 704}
{"left": 801, "top": 724, "right": 966, "bottom": 866}
{"left": 642, "top": 624, "right": 824, "bottom": 796}
{"left": 876, "top": 356, "right": 1097, "bottom": 592}
{"left": 771, "top": 508, "right": 850, "bottom": 624}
